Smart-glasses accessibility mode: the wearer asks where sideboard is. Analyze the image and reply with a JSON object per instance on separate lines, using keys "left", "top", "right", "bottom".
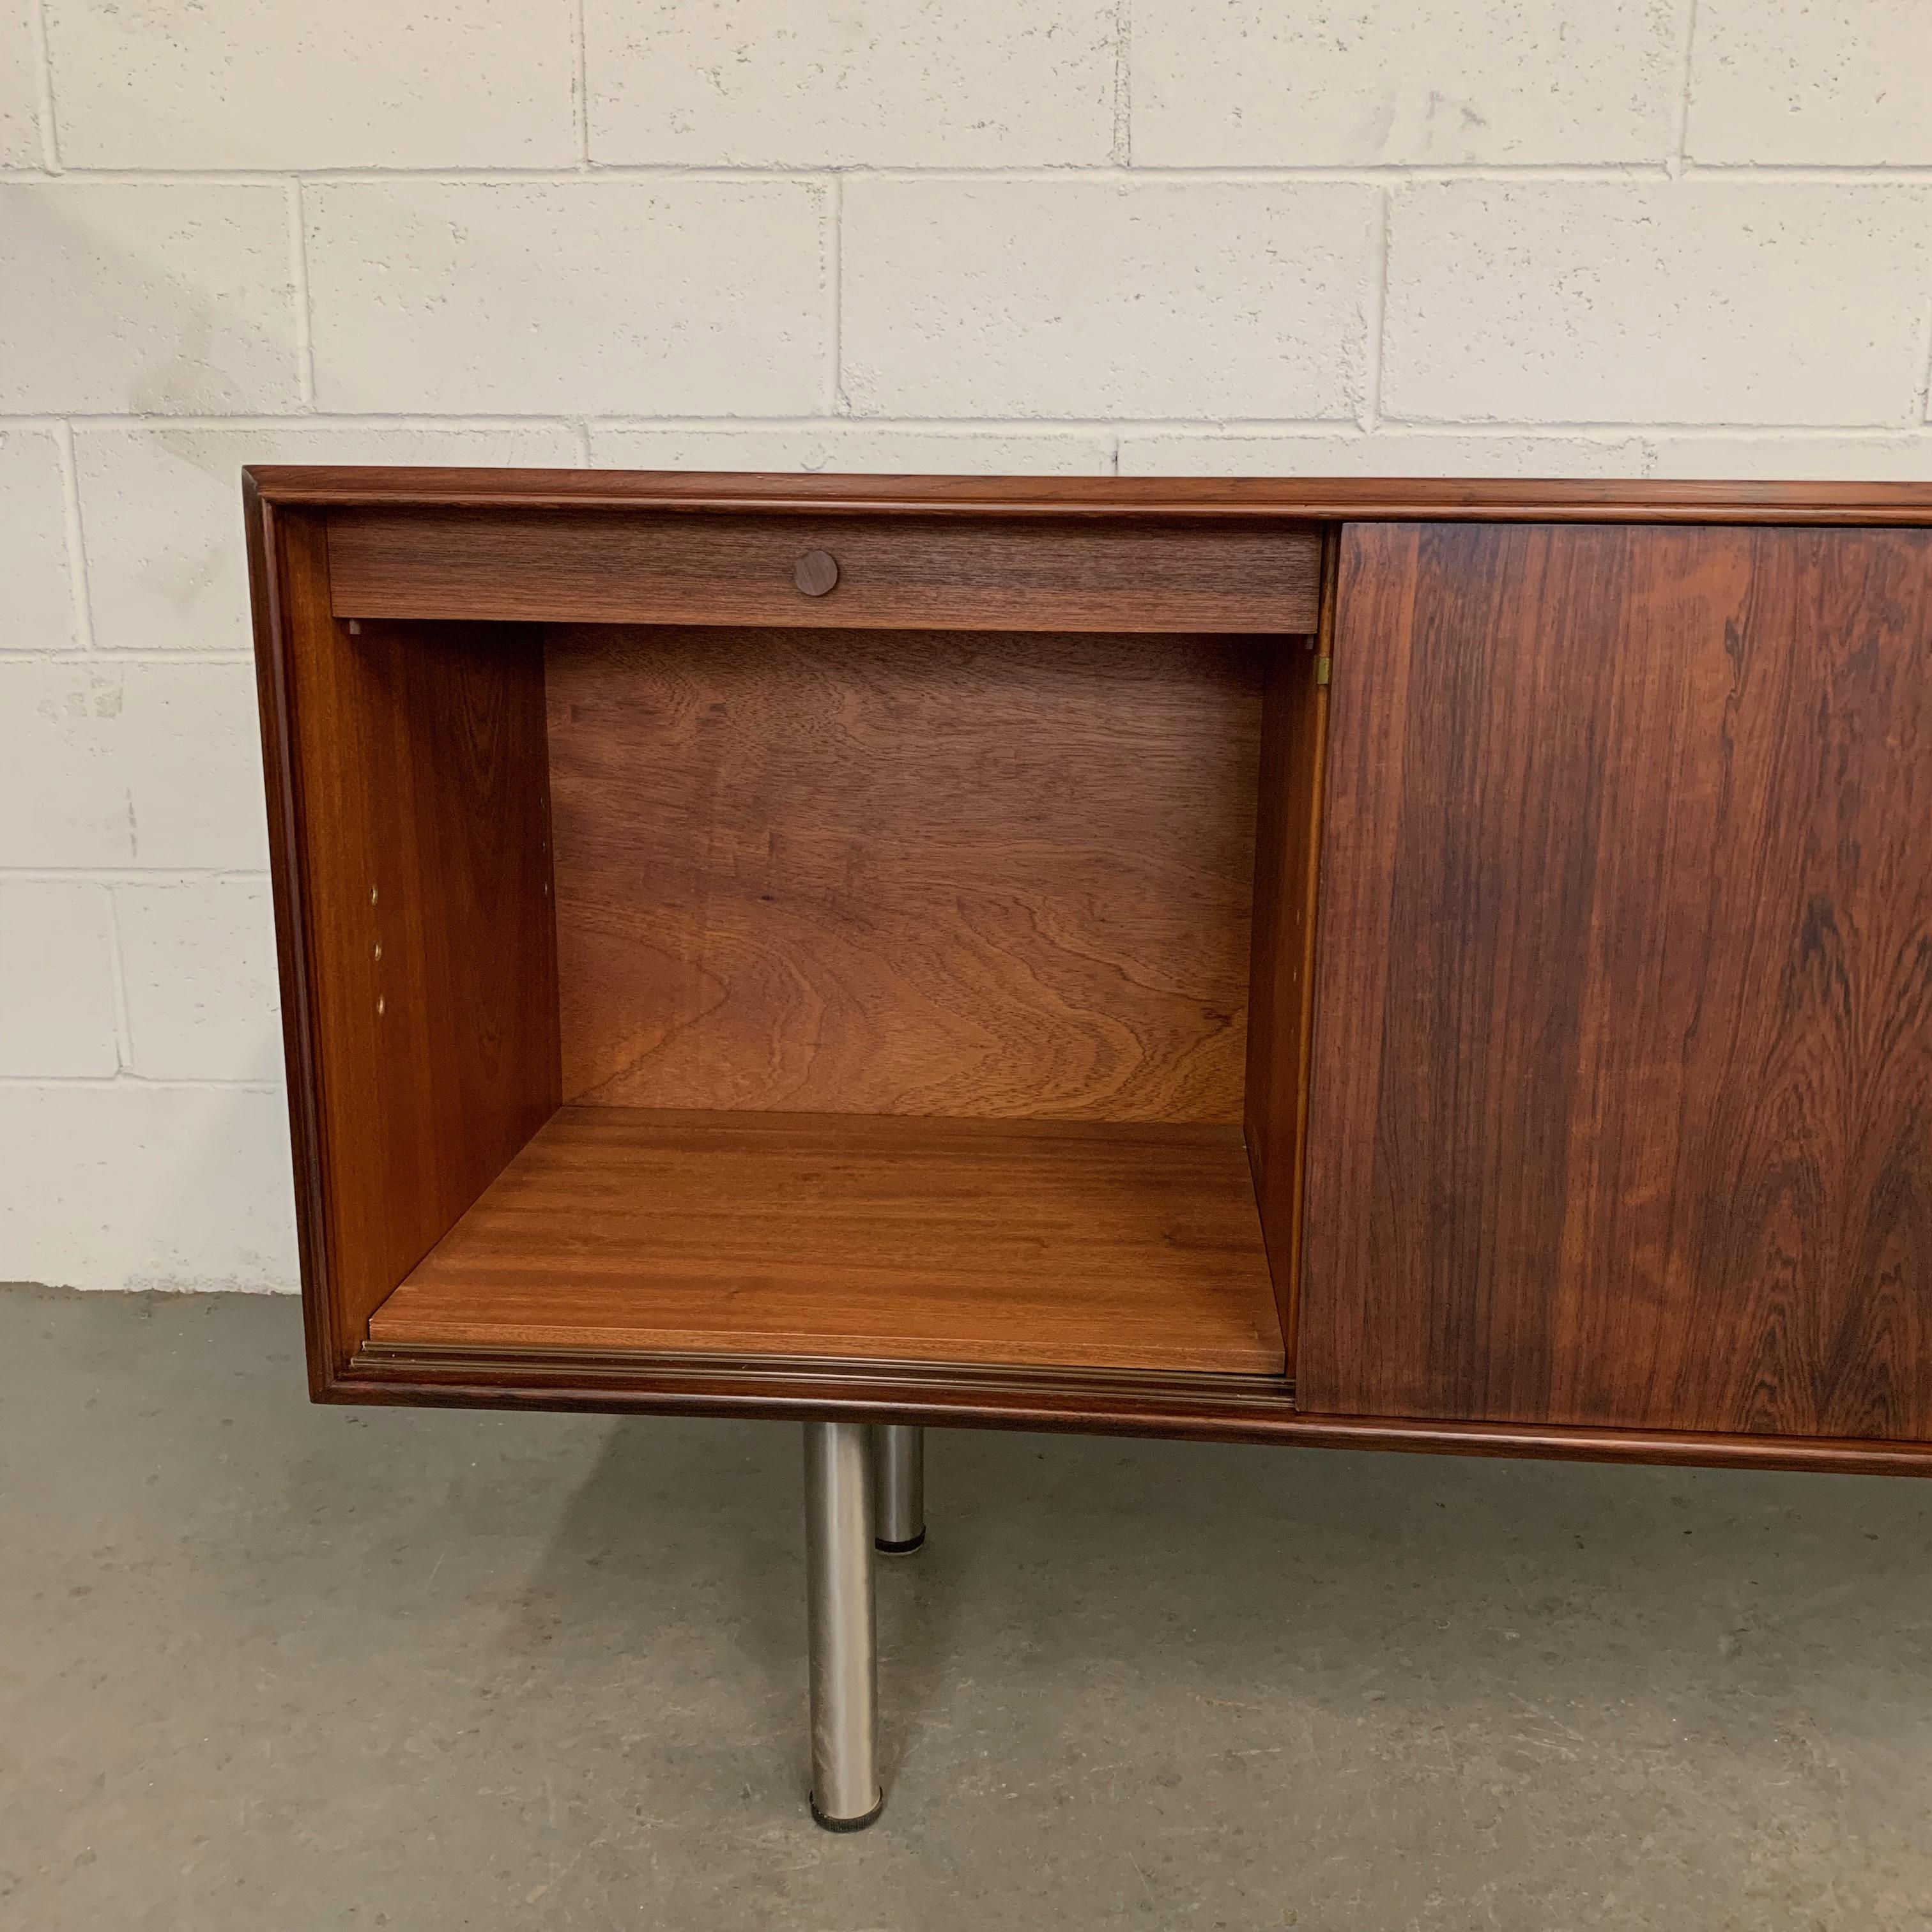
{"left": 245, "top": 468, "right": 1932, "bottom": 1827}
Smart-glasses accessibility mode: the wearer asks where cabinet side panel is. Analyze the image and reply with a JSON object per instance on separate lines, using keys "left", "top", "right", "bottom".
{"left": 250, "top": 492, "right": 337, "bottom": 1391}
{"left": 1245, "top": 531, "right": 1335, "bottom": 1356}
{"left": 261, "top": 507, "right": 560, "bottom": 1372}
{"left": 1300, "top": 523, "right": 1932, "bottom": 1440}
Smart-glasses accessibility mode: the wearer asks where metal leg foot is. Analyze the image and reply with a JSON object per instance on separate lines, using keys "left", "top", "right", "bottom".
{"left": 873, "top": 1425, "right": 925, "bottom": 1554}
{"left": 803, "top": 1421, "right": 882, "bottom": 1830}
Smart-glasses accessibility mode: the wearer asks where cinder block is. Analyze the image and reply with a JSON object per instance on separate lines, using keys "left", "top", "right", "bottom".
{"left": 47, "top": 0, "right": 575, "bottom": 169}
{"left": 1134, "top": 0, "right": 1679, "bottom": 165}
{"left": 76, "top": 424, "right": 580, "bottom": 654}
{"left": 0, "top": 881, "right": 118, "bottom": 1078}
{"left": 1383, "top": 183, "right": 1932, "bottom": 427}
{"left": 0, "top": 1083, "right": 298, "bottom": 1291}
{"left": 0, "top": 659, "right": 268, "bottom": 870}
{"left": 842, "top": 180, "right": 1379, "bottom": 420}
{"left": 0, "top": 0, "right": 40, "bottom": 167}
{"left": 1119, "top": 431, "right": 1648, "bottom": 477}
{"left": 307, "top": 180, "right": 827, "bottom": 415}
{"left": 0, "top": 427, "right": 78, "bottom": 653}
{"left": 116, "top": 663, "right": 271, "bottom": 871}
{"left": 1690, "top": 1, "right": 1932, "bottom": 165}
{"left": 0, "top": 660, "right": 133, "bottom": 867}
{"left": 1644, "top": 434, "right": 1932, "bottom": 480}
{"left": 116, "top": 878, "right": 280, "bottom": 1084}
{"left": 586, "top": 0, "right": 1115, "bottom": 165}
{"left": 588, "top": 424, "right": 1115, "bottom": 475}
{"left": 0, "top": 183, "right": 299, "bottom": 413}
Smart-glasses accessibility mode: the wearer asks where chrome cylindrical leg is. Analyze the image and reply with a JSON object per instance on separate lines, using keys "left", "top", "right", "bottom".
{"left": 802, "top": 1421, "right": 882, "bottom": 1830}
{"left": 873, "top": 1425, "right": 926, "bottom": 1554}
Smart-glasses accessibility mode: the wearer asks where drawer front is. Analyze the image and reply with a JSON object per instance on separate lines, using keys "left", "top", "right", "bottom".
{"left": 325, "top": 508, "right": 1323, "bottom": 634}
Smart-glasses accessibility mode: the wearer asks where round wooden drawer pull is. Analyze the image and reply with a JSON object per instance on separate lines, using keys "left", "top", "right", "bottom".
{"left": 794, "top": 549, "right": 839, "bottom": 597}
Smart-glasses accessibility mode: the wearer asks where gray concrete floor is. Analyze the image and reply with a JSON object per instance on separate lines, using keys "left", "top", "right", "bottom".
{"left": 4, "top": 1287, "right": 1931, "bottom": 1931}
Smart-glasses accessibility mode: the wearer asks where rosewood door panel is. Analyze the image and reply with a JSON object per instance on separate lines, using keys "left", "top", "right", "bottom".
{"left": 1298, "top": 523, "right": 1932, "bottom": 1439}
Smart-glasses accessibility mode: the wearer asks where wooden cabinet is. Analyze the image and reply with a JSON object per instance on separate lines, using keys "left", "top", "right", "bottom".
{"left": 246, "top": 470, "right": 1932, "bottom": 1476}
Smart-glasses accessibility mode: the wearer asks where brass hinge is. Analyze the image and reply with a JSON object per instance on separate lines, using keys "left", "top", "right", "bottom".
{"left": 1314, "top": 653, "right": 1332, "bottom": 687}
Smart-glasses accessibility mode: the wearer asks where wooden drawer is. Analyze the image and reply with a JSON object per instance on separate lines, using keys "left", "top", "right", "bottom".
{"left": 325, "top": 507, "right": 1323, "bottom": 634}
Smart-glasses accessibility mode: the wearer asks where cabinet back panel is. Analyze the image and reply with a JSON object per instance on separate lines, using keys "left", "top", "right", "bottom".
{"left": 1300, "top": 522, "right": 1932, "bottom": 1439}
{"left": 546, "top": 625, "right": 1262, "bottom": 1121}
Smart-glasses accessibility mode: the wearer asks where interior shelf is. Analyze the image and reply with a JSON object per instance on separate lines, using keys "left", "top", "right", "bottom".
{"left": 369, "top": 1107, "right": 1284, "bottom": 1376}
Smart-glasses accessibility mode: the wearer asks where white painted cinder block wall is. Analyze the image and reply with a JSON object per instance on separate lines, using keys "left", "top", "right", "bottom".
{"left": 3, "top": 1, "right": 1929, "bottom": 1291}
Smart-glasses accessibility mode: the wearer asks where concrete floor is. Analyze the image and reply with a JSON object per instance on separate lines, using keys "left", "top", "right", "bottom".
{"left": 4, "top": 1288, "right": 1931, "bottom": 1931}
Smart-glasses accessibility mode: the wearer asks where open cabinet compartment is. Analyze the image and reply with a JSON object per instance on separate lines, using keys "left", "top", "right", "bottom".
{"left": 257, "top": 497, "right": 1330, "bottom": 1397}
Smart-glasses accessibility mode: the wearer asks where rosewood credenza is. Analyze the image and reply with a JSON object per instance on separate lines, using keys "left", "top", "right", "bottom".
{"left": 246, "top": 470, "right": 1932, "bottom": 1827}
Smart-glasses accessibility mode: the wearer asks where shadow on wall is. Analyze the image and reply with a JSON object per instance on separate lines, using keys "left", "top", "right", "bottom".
{"left": 10, "top": 187, "right": 294, "bottom": 417}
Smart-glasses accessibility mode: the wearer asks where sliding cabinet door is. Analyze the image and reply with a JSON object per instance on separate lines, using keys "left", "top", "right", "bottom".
{"left": 1297, "top": 522, "right": 1932, "bottom": 1440}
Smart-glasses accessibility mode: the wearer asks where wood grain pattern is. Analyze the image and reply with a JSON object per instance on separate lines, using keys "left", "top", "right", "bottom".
{"left": 548, "top": 624, "right": 1264, "bottom": 1121}
{"left": 247, "top": 487, "right": 340, "bottom": 1393}
{"left": 327, "top": 509, "right": 1323, "bottom": 633}
{"left": 1243, "top": 528, "right": 1336, "bottom": 1354}
{"left": 331, "top": 1336, "right": 1932, "bottom": 1475}
{"left": 257, "top": 528, "right": 562, "bottom": 1369}
{"left": 369, "top": 1107, "right": 1285, "bottom": 1374}
{"left": 1299, "top": 523, "right": 1932, "bottom": 1439}
{"left": 253, "top": 464, "right": 1932, "bottom": 526}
